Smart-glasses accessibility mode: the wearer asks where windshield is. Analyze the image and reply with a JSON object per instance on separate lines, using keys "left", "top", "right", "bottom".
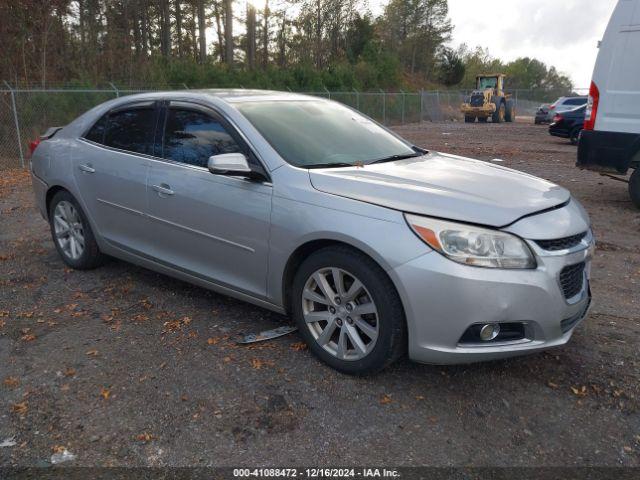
{"left": 235, "top": 100, "right": 416, "bottom": 168}
{"left": 478, "top": 77, "right": 498, "bottom": 89}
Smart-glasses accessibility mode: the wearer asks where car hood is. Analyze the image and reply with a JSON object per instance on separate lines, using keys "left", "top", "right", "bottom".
{"left": 308, "top": 152, "right": 570, "bottom": 227}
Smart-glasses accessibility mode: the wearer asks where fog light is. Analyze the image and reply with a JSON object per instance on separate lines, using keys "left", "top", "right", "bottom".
{"left": 479, "top": 323, "right": 500, "bottom": 341}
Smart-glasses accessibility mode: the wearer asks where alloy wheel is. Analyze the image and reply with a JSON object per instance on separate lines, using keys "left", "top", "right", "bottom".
{"left": 53, "top": 200, "right": 85, "bottom": 260}
{"left": 302, "top": 267, "right": 379, "bottom": 361}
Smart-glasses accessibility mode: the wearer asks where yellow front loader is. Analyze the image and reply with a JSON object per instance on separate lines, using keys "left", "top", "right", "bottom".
{"left": 460, "top": 74, "right": 515, "bottom": 123}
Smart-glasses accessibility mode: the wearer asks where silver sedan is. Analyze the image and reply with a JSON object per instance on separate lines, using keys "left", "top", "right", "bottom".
{"left": 30, "top": 90, "right": 594, "bottom": 374}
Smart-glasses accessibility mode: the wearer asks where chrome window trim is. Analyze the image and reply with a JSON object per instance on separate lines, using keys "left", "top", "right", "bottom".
{"left": 78, "top": 136, "right": 273, "bottom": 188}
{"left": 78, "top": 97, "right": 272, "bottom": 183}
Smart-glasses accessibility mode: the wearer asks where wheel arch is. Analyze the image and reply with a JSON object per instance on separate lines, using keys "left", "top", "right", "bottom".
{"left": 45, "top": 185, "right": 71, "bottom": 219}
{"left": 280, "top": 238, "right": 401, "bottom": 317}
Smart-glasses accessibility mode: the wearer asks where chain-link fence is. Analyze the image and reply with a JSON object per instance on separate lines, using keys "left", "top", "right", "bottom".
{"left": 0, "top": 85, "right": 554, "bottom": 171}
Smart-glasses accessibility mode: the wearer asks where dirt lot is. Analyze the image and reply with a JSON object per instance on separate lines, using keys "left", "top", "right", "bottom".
{"left": 1, "top": 120, "right": 639, "bottom": 468}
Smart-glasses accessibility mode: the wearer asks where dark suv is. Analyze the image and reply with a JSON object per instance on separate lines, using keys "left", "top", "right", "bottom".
{"left": 549, "top": 105, "right": 586, "bottom": 145}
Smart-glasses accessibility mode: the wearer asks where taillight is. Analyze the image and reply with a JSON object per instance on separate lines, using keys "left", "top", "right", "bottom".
{"left": 549, "top": 104, "right": 556, "bottom": 110}
{"left": 29, "top": 138, "right": 40, "bottom": 156}
{"left": 584, "top": 81, "right": 599, "bottom": 131}
{"left": 553, "top": 114, "right": 563, "bottom": 123}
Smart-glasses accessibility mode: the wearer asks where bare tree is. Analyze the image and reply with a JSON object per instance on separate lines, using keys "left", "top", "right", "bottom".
{"left": 197, "top": 0, "right": 207, "bottom": 62}
{"left": 224, "top": 0, "right": 233, "bottom": 65}
{"left": 246, "top": 2, "right": 257, "bottom": 69}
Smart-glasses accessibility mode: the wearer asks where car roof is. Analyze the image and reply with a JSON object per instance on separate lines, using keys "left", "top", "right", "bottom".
{"left": 111, "top": 89, "right": 319, "bottom": 105}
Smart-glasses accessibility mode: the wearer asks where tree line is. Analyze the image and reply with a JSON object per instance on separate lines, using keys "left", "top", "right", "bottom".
{"left": 1, "top": 0, "right": 574, "bottom": 94}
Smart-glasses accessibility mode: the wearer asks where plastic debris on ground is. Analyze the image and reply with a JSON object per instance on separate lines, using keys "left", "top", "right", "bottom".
{"left": 236, "top": 325, "right": 298, "bottom": 344}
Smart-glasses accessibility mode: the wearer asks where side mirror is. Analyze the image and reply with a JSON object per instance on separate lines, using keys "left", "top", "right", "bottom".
{"left": 207, "top": 153, "right": 252, "bottom": 176}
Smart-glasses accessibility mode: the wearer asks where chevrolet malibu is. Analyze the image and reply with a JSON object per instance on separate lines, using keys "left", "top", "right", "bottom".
{"left": 30, "top": 90, "right": 594, "bottom": 374}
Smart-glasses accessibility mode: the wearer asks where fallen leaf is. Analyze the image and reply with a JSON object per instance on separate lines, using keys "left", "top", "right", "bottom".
{"left": 86, "top": 349, "right": 98, "bottom": 356}
{"left": 135, "top": 432, "right": 153, "bottom": 442}
{"left": 0, "top": 320, "right": 5, "bottom": 329}
{"left": 51, "top": 445, "right": 66, "bottom": 453}
{"left": 11, "top": 401, "right": 28, "bottom": 416}
{"left": 207, "top": 337, "right": 221, "bottom": 345}
{"left": 547, "top": 381, "right": 559, "bottom": 389}
{"left": 64, "top": 368, "right": 76, "bottom": 377}
{"left": 415, "top": 395, "right": 425, "bottom": 401}
{"left": 250, "top": 358, "right": 273, "bottom": 369}
{"left": 3, "top": 376, "right": 19, "bottom": 388}
{"left": 223, "top": 356, "right": 232, "bottom": 363}
{"left": 380, "top": 394, "right": 393, "bottom": 405}
{"left": 21, "top": 334, "right": 36, "bottom": 342}
{"left": 100, "top": 387, "right": 111, "bottom": 400}
{"left": 290, "top": 342, "right": 308, "bottom": 351}
{"left": 570, "top": 386, "right": 588, "bottom": 397}
{"left": 623, "top": 446, "right": 632, "bottom": 453}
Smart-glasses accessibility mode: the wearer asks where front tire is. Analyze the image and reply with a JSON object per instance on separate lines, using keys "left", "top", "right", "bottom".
{"left": 629, "top": 168, "right": 640, "bottom": 209}
{"left": 492, "top": 101, "right": 505, "bottom": 123}
{"left": 291, "top": 246, "right": 406, "bottom": 375}
{"left": 49, "top": 190, "right": 104, "bottom": 269}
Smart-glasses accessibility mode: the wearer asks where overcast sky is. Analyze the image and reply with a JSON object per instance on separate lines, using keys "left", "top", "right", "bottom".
{"left": 370, "top": 0, "right": 618, "bottom": 90}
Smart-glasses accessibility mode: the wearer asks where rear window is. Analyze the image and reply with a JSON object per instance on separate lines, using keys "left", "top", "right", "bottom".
{"left": 84, "top": 115, "right": 108, "bottom": 144}
{"left": 104, "top": 107, "right": 156, "bottom": 155}
{"left": 564, "top": 98, "right": 587, "bottom": 106}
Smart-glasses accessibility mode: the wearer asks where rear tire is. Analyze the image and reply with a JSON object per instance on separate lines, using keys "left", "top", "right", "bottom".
{"left": 464, "top": 115, "right": 475, "bottom": 123}
{"left": 291, "top": 246, "right": 406, "bottom": 375}
{"left": 505, "top": 101, "right": 515, "bottom": 122}
{"left": 478, "top": 117, "right": 488, "bottom": 123}
{"left": 48, "top": 190, "right": 104, "bottom": 270}
{"left": 569, "top": 127, "right": 582, "bottom": 146}
{"left": 629, "top": 168, "right": 640, "bottom": 209}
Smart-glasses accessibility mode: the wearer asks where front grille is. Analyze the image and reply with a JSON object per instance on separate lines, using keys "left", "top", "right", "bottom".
{"left": 536, "top": 232, "right": 587, "bottom": 251}
{"left": 559, "top": 262, "right": 586, "bottom": 299}
{"left": 560, "top": 294, "right": 591, "bottom": 333}
{"left": 470, "top": 94, "right": 484, "bottom": 107}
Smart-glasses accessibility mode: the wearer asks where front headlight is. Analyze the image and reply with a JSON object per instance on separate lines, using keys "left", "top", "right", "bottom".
{"left": 405, "top": 214, "right": 537, "bottom": 269}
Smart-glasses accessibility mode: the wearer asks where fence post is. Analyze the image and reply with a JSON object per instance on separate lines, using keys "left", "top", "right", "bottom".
{"left": 353, "top": 88, "right": 360, "bottom": 110}
{"left": 323, "top": 86, "right": 331, "bottom": 100}
{"left": 4, "top": 81, "right": 25, "bottom": 169}
{"left": 380, "top": 89, "right": 386, "bottom": 125}
{"left": 400, "top": 89, "right": 405, "bottom": 124}
{"left": 420, "top": 90, "right": 424, "bottom": 122}
{"left": 109, "top": 82, "right": 119, "bottom": 98}
{"left": 182, "top": 83, "right": 190, "bottom": 90}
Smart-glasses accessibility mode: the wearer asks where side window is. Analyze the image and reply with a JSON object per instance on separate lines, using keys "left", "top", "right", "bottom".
{"left": 84, "top": 114, "right": 108, "bottom": 144}
{"left": 104, "top": 107, "right": 156, "bottom": 155}
{"left": 162, "top": 108, "right": 241, "bottom": 168}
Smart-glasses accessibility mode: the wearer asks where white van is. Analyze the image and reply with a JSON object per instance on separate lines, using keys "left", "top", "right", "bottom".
{"left": 577, "top": 0, "right": 640, "bottom": 208}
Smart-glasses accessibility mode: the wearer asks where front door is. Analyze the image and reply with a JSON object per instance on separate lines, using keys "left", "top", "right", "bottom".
{"left": 146, "top": 103, "right": 272, "bottom": 298}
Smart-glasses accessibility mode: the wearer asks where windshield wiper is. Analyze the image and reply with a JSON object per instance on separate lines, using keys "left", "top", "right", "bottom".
{"left": 305, "top": 162, "right": 358, "bottom": 169}
{"left": 367, "top": 152, "right": 422, "bottom": 165}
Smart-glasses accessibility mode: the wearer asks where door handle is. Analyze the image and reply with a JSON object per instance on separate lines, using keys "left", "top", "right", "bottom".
{"left": 78, "top": 163, "right": 95, "bottom": 173}
{"left": 152, "top": 184, "right": 174, "bottom": 196}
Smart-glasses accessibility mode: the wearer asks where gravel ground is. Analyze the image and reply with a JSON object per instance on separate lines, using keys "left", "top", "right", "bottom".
{"left": 0, "top": 120, "right": 639, "bottom": 468}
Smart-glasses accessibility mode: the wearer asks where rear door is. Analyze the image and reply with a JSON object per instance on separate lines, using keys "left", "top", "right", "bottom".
{"left": 145, "top": 101, "right": 272, "bottom": 298}
{"left": 74, "top": 101, "right": 159, "bottom": 254}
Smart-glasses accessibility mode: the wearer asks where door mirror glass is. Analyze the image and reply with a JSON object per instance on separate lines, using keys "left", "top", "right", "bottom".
{"left": 207, "top": 153, "right": 252, "bottom": 175}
